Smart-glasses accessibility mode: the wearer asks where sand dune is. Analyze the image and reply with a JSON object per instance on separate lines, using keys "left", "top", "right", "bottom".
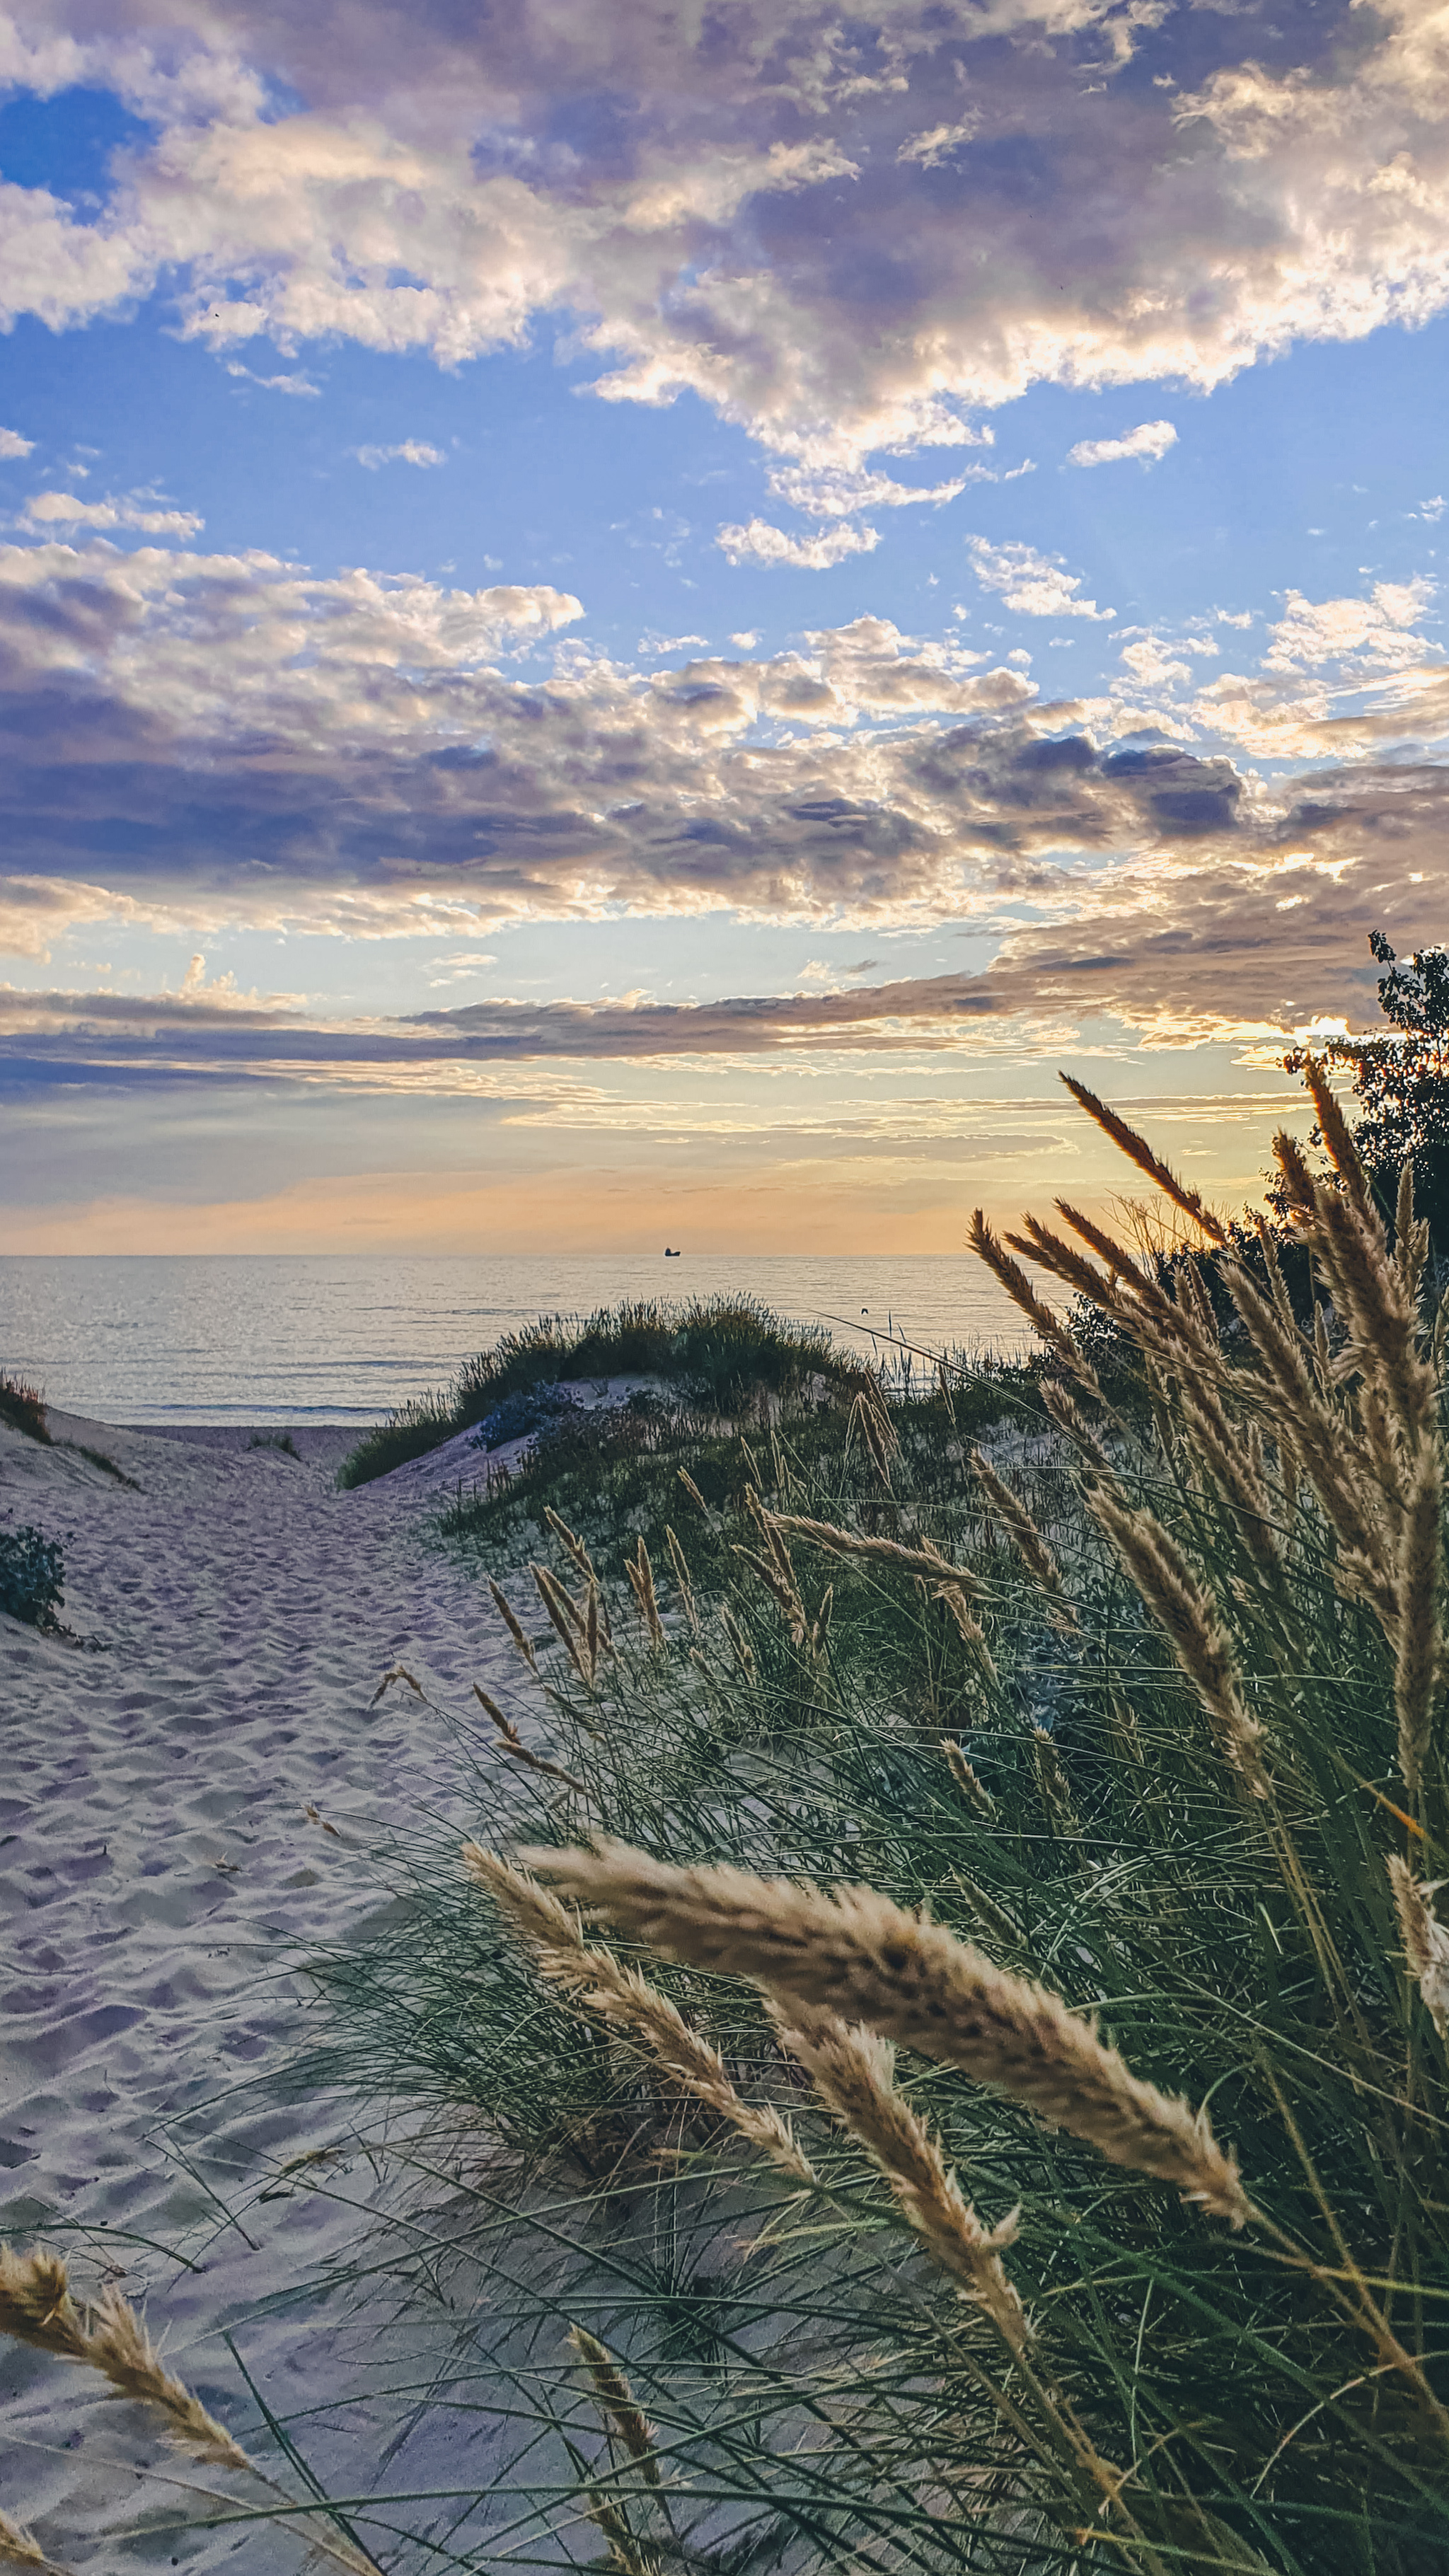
{"left": 0, "top": 1409, "right": 522, "bottom": 2569}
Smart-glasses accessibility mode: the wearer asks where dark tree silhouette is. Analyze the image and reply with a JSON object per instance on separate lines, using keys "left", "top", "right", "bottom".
{"left": 1286, "top": 928, "right": 1449, "bottom": 1254}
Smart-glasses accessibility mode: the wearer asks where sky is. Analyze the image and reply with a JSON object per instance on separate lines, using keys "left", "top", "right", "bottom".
{"left": 1, "top": 0, "right": 1448, "bottom": 1253}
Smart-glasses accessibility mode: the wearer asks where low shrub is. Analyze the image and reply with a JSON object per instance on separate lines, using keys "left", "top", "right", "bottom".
{"left": 0, "top": 1524, "right": 64, "bottom": 1627}
{"left": 0, "top": 1375, "right": 51, "bottom": 1444}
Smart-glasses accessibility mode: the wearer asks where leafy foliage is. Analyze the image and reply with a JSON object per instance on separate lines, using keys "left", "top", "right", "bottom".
{"left": 0, "top": 1524, "right": 64, "bottom": 1627}
{"left": 1287, "top": 927, "right": 1449, "bottom": 1251}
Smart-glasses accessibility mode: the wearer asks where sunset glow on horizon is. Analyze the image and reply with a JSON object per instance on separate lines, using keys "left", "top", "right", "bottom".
{"left": 3, "top": 0, "right": 1448, "bottom": 1247}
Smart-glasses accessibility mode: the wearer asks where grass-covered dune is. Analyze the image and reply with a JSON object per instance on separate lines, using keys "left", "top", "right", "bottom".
{"left": 337, "top": 1293, "right": 885, "bottom": 1488}
{"left": 297, "top": 1080, "right": 1449, "bottom": 2576}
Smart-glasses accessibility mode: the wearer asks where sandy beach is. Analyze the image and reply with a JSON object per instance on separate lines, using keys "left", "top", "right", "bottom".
{"left": 1, "top": 1406, "right": 522, "bottom": 2570}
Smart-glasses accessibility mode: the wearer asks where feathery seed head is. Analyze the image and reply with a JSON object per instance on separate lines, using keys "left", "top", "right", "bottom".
{"left": 464, "top": 1847, "right": 815, "bottom": 2181}
{"left": 967, "top": 1210, "right": 1088, "bottom": 1377}
{"left": 1087, "top": 1491, "right": 1271, "bottom": 1800}
{"left": 1059, "top": 1075, "right": 1230, "bottom": 1244}
{"left": 0, "top": 2245, "right": 251, "bottom": 2473}
{"left": 1387, "top": 1855, "right": 1449, "bottom": 2041}
{"left": 1300, "top": 1056, "right": 1372, "bottom": 1217}
{"left": 775, "top": 2005, "right": 1031, "bottom": 2354}
{"left": 1395, "top": 1436, "right": 1445, "bottom": 1803}
{"left": 0, "top": 2507, "right": 54, "bottom": 2569}
{"left": 570, "top": 2328, "right": 662, "bottom": 2484}
{"left": 663, "top": 1526, "right": 699, "bottom": 1635}
{"left": 518, "top": 1842, "right": 1254, "bottom": 2227}
{"left": 942, "top": 1740, "right": 996, "bottom": 1816}
{"left": 489, "top": 1578, "right": 539, "bottom": 1671}
{"left": 971, "top": 1450, "right": 1074, "bottom": 1615}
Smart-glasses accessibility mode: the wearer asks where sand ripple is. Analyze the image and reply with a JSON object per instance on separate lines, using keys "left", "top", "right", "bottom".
{"left": 1, "top": 1411, "right": 516, "bottom": 2568}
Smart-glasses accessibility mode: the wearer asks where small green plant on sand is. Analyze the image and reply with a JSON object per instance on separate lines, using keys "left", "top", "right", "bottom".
{"left": 247, "top": 1428, "right": 301, "bottom": 1458}
{"left": 0, "top": 1525, "right": 64, "bottom": 1628}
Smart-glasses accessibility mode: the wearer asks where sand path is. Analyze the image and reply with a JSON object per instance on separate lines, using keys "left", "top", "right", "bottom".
{"left": 1, "top": 1409, "right": 519, "bottom": 2571}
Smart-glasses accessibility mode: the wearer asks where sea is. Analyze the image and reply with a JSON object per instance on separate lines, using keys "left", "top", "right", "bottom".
{"left": 0, "top": 1254, "right": 1029, "bottom": 1427}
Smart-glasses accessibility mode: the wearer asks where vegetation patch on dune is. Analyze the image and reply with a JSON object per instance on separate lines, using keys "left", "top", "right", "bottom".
{"left": 337, "top": 1293, "right": 877, "bottom": 1488}
{"left": 0, "top": 1376, "right": 52, "bottom": 1445}
{"left": 0, "top": 1525, "right": 64, "bottom": 1629}
{"left": 291, "top": 1050, "right": 1449, "bottom": 2576}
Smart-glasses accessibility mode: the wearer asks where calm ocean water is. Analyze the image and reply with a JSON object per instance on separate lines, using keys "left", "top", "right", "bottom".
{"left": 0, "top": 1255, "right": 1028, "bottom": 1426}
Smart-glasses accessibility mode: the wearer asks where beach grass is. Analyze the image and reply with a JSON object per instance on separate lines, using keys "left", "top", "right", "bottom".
{"left": 247, "top": 1428, "right": 301, "bottom": 1459}
{"left": 281, "top": 1084, "right": 1449, "bottom": 2575}
{"left": 0, "top": 1377, "right": 51, "bottom": 1445}
{"left": 335, "top": 1293, "right": 878, "bottom": 1488}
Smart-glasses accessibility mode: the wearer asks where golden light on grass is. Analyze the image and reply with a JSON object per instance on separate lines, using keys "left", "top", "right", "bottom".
{"left": 1058, "top": 1074, "right": 1230, "bottom": 1246}
{"left": 463, "top": 1844, "right": 817, "bottom": 2183}
{"left": 516, "top": 1842, "right": 1254, "bottom": 2227}
{"left": 966, "top": 1210, "right": 1090, "bottom": 1378}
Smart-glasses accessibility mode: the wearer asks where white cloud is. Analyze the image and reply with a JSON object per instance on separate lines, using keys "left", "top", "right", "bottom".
{"left": 1217, "top": 610, "right": 1254, "bottom": 628}
{"left": 21, "top": 489, "right": 205, "bottom": 537}
{"left": 896, "top": 118, "right": 981, "bottom": 169}
{"left": 0, "top": 427, "right": 35, "bottom": 459}
{"left": 226, "top": 362, "right": 321, "bottom": 397}
{"left": 1119, "top": 637, "right": 1192, "bottom": 689}
{"left": 428, "top": 950, "right": 500, "bottom": 983}
{"left": 768, "top": 463, "right": 974, "bottom": 517}
{"left": 1067, "top": 420, "right": 1177, "bottom": 468}
{"left": 795, "top": 954, "right": 881, "bottom": 983}
{"left": 1419, "top": 496, "right": 1445, "bottom": 523}
{"left": 0, "top": 3, "right": 1446, "bottom": 463}
{"left": 716, "top": 517, "right": 881, "bottom": 568}
{"left": 730, "top": 630, "right": 760, "bottom": 649}
{"left": 1263, "top": 579, "right": 1436, "bottom": 672}
{"left": 11, "top": 540, "right": 1449, "bottom": 1061}
{"left": 638, "top": 632, "right": 709, "bottom": 654}
{"left": 352, "top": 441, "right": 447, "bottom": 469}
{"left": 967, "top": 537, "right": 1114, "bottom": 620}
